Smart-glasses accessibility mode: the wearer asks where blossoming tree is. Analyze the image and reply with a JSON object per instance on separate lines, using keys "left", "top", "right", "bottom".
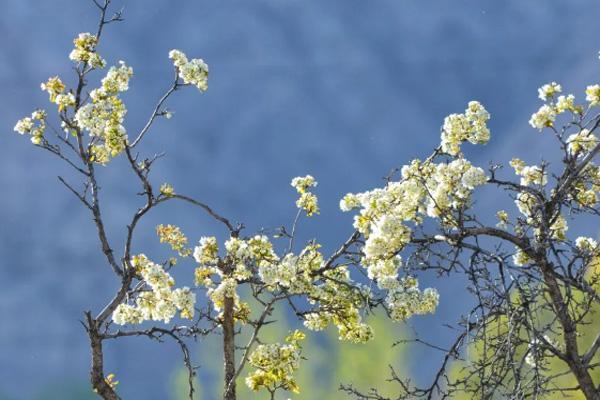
{"left": 11, "top": 1, "right": 600, "bottom": 399}
{"left": 341, "top": 87, "right": 600, "bottom": 399}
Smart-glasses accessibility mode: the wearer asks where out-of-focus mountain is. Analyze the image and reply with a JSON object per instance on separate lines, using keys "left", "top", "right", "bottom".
{"left": 1, "top": 0, "right": 599, "bottom": 398}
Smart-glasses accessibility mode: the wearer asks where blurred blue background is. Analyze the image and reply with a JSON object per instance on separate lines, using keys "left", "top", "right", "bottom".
{"left": 2, "top": 0, "right": 600, "bottom": 398}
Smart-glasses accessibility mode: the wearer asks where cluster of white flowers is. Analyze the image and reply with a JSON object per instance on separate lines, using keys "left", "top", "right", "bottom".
{"left": 529, "top": 82, "right": 591, "bottom": 131}
{"left": 192, "top": 231, "right": 376, "bottom": 343}
{"left": 425, "top": 159, "right": 487, "bottom": 221}
{"left": 514, "top": 191, "right": 568, "bottom": 242}
{"left": 100, "top": 61, "right": 134, "bottom": 93}
{"left": 207, "top": 277, "right": 239, "bottom": 311}
{"left": 537, "top": 82, "right": 561, "bottom": 101}
{"left": 512, "top": 248, "right": 531, "bottom": 267}
{"left": 575, "top": 236, "right": 598, "bottom": 252}
{"left": 529, "top": 104, "right": 556, "bottom": 131}
{"left": 515, "top": 191, "right": 537, "bottom": 218}
{"left": 510, "top": 158, "right": 547, "bottom": 186}
{"left": 555, "top": 94, "right": 577, "bottom": 114}
{"left": 336, "top": 313, "right": 374, "bottom": 343}
{"left": 291, "top": 175, "right": 319, "bottom": 216}
{"left": 346, "top": 157, "right": 486, "bottom": 258}
{"left": 571, "top": 163, "right": 600, "bottom": 208}
{"left": 56, "top": 93, "right": 76, "bottom": 111}
{"left": 194, "top": 235, "right": 277, "bottom": 286}
{"left": 585, "top": 84, "right": 600, "bottom": 106}
{"left": 75, "top": 61, "right": 133, "bottom": 164}
{"left": 40, "top": 76, "right": 76, "bottom": 112}
{"left": 303, "top": 265, "right": 373, "bottom": 343}
{"left": 69, "top": 32, "right": 105, "bottom": 68}
{"left": 567, "top": 129, "right": 598, "bottom": 156}
{"left": 14, "top": 109, "right": 47, "bottom": 145}
{"left": 440, "top": 101, "right": 490, "bottom": 156}
{"left": 511, "top": 83, "right": 590, "bottom": 252}
{"left": 364, "top": 214, "right": 412, "bottom": 260}
{"left": 291, "top": 175, "right": 317, "bottom": 192}
{"left": 193, "top": 236, "right": 220, "bottom": 265}
{"left": 259, "top": 253, "right": 298, "bottom": 288}
{"left": 335, "top": 104, "right": 498, "bottom": 325}
{"left": 303, "top": 264, "right": 375, "bottom": 343}
{"left": 156, "top": 224, "right": 192, "bottom": 257}
{"left": 548, "top": 215, "right": 568, "bottom": 241}
{"left": 245, "top": 330, "right": 305, "bottom": 394}
{"left": 247, "top": 235, "right": 279, "bottom": 261}
{"left": 192, "top": 235, "right": 278, "bottom": 321}
{"left": 386, "top": 278, "right": 440, "bottom": 321}
{"left": 575, "top": 237, "right": 600, "bottom": 276}
{"left": 302, "top": 312, "right": 329, "bottom": 331}
{"left": 112, "top": 303, "right": 143, "bottom": 326}
{"left": 496, "top": 210, "right": 509, "bottom": 228}
{"left": 513, "top": 192, "right": 569, "bottom": 265}
{"left": 112, "top": 254, "right": 196, "bottom": 325}
{"left": 224, "top": 237, "right": 251, "bottom": 261}
{"left": 159, "top": 182, "right": 175, "bottom": 197}
{"left": 256, "top": 241, "right": 374, "bottom": 342}
{"left": 40, "top": 76, "right": 65, "bottom": 102}
{"left": 339, "top": 193, "right": 361, "bottom": 212}
{"left": 169, "top": 50, "right": 209, "bottom": 91}
{"left": 366, "top": 256, "right": 402, "bottom": 290}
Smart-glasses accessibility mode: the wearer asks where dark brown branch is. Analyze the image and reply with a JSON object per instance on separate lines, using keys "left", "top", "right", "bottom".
{"left": 130, "top": 70, "right": 180, "bottom": 147}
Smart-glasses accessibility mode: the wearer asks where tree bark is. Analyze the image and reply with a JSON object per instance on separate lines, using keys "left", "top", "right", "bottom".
{"left": 539, "top": 262, "right": 599, "bottom": 400}
{"left": 89, "top": 320, "right": 120, "bottom": 400}
{"left": 222, "top": 294, "right": 236, "bottom": 400}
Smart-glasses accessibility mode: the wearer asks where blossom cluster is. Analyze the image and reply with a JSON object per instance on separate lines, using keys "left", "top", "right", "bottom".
{"left": 112, "top": 254, "right": 196, "bottom": 325}
{"left": 193, "top": 236, "right": 220, "bottom": 266}
{"left": 509, "top": 158, "right": 547, "bottom": 186}
{"left": 69, "top": 32, "right": 106, "bottom": 68}
{"left": 528, "top": 82, "right": 600, "bottom": 131}
{"left": 507, "top": 77, "right": 600, "bottom": 265}
{"left": 156, "top": 224, "right": 192, "bottom": 257}
{"left": 386, "top": 277, "right": 440, "bottom": 321}
{"left": 169, "top": 50, "right": 209, "bottom": 91}
{"left": 291, "top": 175, "right": 319, "bottom": 216}
{"left": 576, "top": 236, "right": 598, "bottom": 253}
{"left": 159, "top": 183, "right": 175, "bottom": 197}
{"left": 41, "top": 76, "right": 75, "bottom": 112}
{"left": 14, "top": 109, "right": 47, "bottom": 145}
{"left": 529, "top": 105, "right": 556, "bottom": 131}
{"left": 245, "top": 330, "right": 305, "bottom": 394}
{"left": 74, "top": 60, "right": 133, "bottom": 164}
{"left": 192, "top": 232, "right": 377, "bottom": 343}
{"left": 513, "top": 190, "right": 568, "bottom": 259}
{"left": 575, "top": 236, "right": 600, "bottom": 275}
{"left": 496, "top": 210, "right": 509, "bottom": 228}
{"left": 567, "top": 129, "right": 598, "bottom": 156}
{"left": 440, "top": 101, "right": 490, "bottom": 156}
{"left": 586, "top": 84, "right": 600, "bottom": 106}
{"left": 569, "top": 163, "right": 600, "bottom": 208}
{"left": 270, "top": 243, "right": 374, "bottom": 343}
{"left": 344, "top": 156, "right": 487, "bottom": 255}
{"left": 192, "top": 236, "right": 268, "bottom": 321}
{"left": 336, "top": 102, "right": 497, "bottom": 322}
{"left": 506, "top": 80, "right": 600, "bottom": 265}
{"left": 193, "top": 235, "right": 284, "bottom": 323}
{"left": 537, "top": 82, "right": 562, "bottom": 101}
{"left": 512, "top": 207, "right": 570, "bottom": 266}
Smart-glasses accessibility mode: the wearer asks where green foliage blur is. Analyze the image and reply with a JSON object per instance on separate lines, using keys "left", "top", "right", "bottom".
{"left": 4, "top": 380, "right": 96, "bottom": 400}
{"left": 171, "top": 312, "right": 408, "bottom": 400}
{"left": 449, "top": 265, "right": 600, "bottom": 399}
